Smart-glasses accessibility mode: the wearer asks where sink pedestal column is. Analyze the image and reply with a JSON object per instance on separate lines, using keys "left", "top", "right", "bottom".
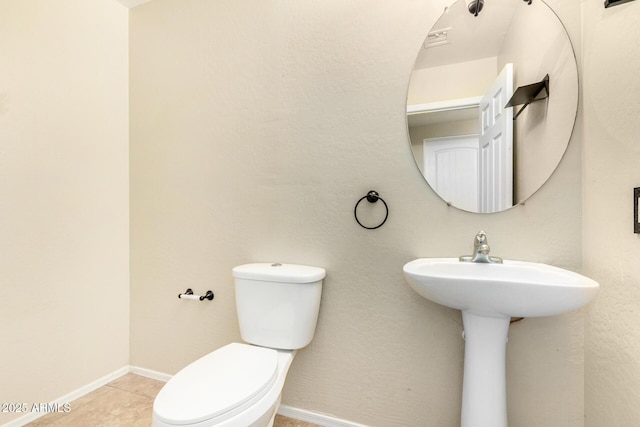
{"left": 461, "top": 311, "right": 510, "bottom": 427}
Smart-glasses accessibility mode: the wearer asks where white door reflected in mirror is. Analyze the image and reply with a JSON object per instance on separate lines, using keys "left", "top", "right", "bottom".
{"left": 420, "top": 64, "right": 513, "bottom": 213}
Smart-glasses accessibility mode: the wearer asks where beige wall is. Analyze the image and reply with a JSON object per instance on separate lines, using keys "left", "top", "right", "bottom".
{"left": 583, "top": 0, "right": 640, "bottom": 425}
{"left": 407, "top": 57, "right": 498, "bottom": 105}
{"left": 130, "top": 0, "right": 584, "bottom": 425}
{"left": 0, "top": 0, "right": 129, "bottom": 425}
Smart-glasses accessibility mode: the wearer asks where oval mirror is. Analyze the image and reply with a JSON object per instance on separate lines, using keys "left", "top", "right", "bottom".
{"left": 406, "top": 0, "right": 578, "bottom": 213}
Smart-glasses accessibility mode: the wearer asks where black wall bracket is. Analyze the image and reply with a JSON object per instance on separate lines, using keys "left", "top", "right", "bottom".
{"left": 505, "top": 74, "right": 549, "bottom": 120}
{"left": 605, "top": 0, "right": 636, "bottom": 8}
{"left": 634, "top": 187, "right": 640, "bottom": 234}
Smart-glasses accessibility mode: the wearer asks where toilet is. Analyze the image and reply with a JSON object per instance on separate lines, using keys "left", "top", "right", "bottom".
{"left": 152, "top": 262, "right": 325, "bottom": 427}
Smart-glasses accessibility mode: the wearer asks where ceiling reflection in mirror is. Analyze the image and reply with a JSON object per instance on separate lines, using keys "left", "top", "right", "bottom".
{"left": 406, "top": 0, "right": 578, "bottom": 213}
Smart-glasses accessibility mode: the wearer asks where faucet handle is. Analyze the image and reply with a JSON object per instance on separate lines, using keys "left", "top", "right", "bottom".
{"left": 477, "top": 243, "right": 490, "bottom": 255}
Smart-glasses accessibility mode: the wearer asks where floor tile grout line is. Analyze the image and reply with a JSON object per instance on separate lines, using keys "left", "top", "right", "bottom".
{"left": 105, "top": 383, "right": 160, "bottom": 400}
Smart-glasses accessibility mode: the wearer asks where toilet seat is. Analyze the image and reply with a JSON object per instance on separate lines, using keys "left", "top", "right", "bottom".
{"left": 153, "top": 343, "right": 279, "bottom": 426}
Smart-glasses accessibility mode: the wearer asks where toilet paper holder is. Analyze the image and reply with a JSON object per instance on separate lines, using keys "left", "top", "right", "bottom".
{"left": 178, "top": 288, "right": 214, "bottom": 301}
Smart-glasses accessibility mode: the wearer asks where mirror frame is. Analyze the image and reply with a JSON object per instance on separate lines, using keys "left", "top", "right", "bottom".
{"left": 405, "top": 0, "right": 579, "bottom": 214}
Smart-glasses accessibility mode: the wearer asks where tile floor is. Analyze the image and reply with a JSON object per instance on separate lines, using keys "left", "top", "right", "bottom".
{"left": 26, "top": 373, "right": 320, "bottom": 427}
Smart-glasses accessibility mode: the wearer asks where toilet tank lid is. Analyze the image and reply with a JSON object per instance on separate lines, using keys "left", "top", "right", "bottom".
{"left": 232, "top": 263, "right": 325, "bottom": 283}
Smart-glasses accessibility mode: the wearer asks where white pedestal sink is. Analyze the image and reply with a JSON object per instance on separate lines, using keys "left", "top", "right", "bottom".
{"left": 403, "top": 258, "right": 599, "bottom": 427}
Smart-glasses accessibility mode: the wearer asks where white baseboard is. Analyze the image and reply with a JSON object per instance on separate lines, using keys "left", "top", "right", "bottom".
{"left": 129, "top": 365, "right": 172, "bottom": 383}
{"left": 277, "top": 404, "right": 369, "bottom": 427}
{"left": 1, "top": 366, "right": 129, "bottom": 427}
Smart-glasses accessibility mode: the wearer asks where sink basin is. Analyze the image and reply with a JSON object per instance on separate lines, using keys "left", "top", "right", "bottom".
{"left": 403, "top": 254, "right": 599, "bottom": 427}
{"left": 403, "top": 257, "right": 599, "bottom": 318}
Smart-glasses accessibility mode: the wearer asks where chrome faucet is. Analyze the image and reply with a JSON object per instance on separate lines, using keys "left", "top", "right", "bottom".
{"left": 459, "top": 230, "right": 503, "bottom": 264}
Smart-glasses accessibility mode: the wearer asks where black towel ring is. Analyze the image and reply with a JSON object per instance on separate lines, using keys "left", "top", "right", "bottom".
{"left": 354, "top": 191, "right": 389, "bottom": 230}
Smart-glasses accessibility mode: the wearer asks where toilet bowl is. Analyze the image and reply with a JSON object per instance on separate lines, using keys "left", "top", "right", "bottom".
{"left": 153, "top": 263, "right": 325, "bottom": 427}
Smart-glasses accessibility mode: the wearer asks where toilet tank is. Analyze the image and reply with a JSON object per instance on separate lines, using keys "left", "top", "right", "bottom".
{"left": 232, "top": 263, "right": 325, "bottom": 350}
